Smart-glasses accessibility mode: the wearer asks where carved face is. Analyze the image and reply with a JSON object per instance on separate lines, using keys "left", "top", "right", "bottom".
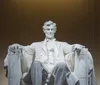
{"left": 43, "top": 26, "right": 56, "bottom": 39}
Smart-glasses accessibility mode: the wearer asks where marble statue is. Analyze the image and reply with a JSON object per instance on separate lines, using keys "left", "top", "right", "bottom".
{"left": 4, "top": 21, "right": 97, "bottom": 85}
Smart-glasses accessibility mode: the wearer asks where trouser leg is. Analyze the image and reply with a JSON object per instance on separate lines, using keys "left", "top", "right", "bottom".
{"left": 53, "top": 63, "right": 69, "bottom": 85}
{"left": 75, "top": 81, "right": 80, "bottom": 85}
{"left": 31, "top": 61, "right": 43, "bottom": 85}
{"left": 23, "top": 61, "right": 48, "bottom": 85}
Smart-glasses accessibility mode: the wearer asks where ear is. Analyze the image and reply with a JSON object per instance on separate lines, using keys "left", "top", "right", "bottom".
{"left": 54, "top": 28, "right": 57, "bottom": 33}
{"left": 43, "top": 28, "right": 45, "bottom": 33}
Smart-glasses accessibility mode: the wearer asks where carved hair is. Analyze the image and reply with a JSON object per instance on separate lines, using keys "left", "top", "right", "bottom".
{"left": 42, "top": 20, "right": 57, "bottom": 29}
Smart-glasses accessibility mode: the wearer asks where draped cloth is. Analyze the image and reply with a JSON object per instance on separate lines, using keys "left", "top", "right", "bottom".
{"left": 68, "top": 48, "right": 97, "bottom": 85}
{"left": 8, "top": 53, "right": 22, "bottom": 85}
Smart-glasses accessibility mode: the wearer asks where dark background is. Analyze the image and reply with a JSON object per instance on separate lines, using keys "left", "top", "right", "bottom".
{"left": 0, "top": 0, "right": 99, "bottom": 85}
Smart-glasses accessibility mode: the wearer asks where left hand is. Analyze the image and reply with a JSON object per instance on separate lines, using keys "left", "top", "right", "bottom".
{"left": 72, "top": 44, "right": 85, "bottom": 56}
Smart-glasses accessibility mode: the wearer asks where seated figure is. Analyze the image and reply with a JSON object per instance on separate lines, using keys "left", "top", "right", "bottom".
{"left": 4, "top": 21, "right": 97, "bottom": 85}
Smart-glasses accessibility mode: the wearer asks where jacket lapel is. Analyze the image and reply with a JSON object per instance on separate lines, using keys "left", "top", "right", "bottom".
{"left": 54, "top": 41, "right": 61, "bottom": 58}
{"left": 41, "top": 40, "right": 47, "bottom": 55}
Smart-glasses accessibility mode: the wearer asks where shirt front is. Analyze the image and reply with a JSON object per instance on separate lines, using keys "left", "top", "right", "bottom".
{"left": 42, "top": 38, "right": 57, "bottom": 73}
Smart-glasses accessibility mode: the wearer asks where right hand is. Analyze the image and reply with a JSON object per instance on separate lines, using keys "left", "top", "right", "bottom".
{"left": 8, "top": 43, "right": 23, "bottom": 56}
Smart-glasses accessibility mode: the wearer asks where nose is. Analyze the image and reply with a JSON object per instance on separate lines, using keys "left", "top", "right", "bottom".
{"left": 49, "top": 29, "right": 52, "bottom": 32}
{"left": 49, "top": 29, "right": 52, "bottom": 33}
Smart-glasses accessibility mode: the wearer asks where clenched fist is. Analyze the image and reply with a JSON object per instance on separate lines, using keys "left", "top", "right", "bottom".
{"left": 72, "top": 44, "right": 85, "bottom": 56}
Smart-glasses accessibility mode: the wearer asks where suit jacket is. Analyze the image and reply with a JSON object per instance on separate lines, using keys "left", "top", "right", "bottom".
{"left": 22, "top": 39, "right": 73, "bottom": 72}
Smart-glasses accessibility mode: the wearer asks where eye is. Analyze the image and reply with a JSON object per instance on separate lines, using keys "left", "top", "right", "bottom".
{"left": 51, "top": 29, "right": 54, "bottom": 31}
{"left": 46, "top": 29, "right": 50, "bottom": 31}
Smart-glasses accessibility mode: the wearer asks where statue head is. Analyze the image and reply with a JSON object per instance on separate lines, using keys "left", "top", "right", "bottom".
{"left": 42, "top": 20, "right": 57, "bottom": 39}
